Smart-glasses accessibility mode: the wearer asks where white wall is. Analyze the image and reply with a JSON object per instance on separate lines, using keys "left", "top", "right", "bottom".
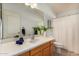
{"left": 37, "top": 3, "right": 56, "bottom": 18}
{"left": 53, "top": 14, "right": 79, "bottom": 53}
{"left": 2, "top": 3, "right": 44, "bottom": 40}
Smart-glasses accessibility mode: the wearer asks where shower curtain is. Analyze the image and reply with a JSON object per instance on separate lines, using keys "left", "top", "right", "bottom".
{"left": 53, "top": 14, "right": 79, "bottom": 53}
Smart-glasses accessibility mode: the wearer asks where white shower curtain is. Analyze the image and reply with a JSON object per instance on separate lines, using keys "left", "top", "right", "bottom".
{"left": 53, "top": 14, "right": 79, "bottom": 53}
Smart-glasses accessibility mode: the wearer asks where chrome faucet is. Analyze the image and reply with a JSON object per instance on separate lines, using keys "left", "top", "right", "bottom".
{"left": 31, "top": 34, "right": 35, "bottom": 40}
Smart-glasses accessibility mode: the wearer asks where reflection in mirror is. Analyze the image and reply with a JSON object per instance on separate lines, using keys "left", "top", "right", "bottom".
{"left": 2, "top": 3, "right": 44, "bottom": 43}
{"left": 0, "top": 3, "right": 2, "bottom": 40}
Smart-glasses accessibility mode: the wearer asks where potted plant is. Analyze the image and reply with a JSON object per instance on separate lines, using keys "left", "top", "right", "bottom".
{"left": 40, "top": 26, "right": 48, "bottom": 36}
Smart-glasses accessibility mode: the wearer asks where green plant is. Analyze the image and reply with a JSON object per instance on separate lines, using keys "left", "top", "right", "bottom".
{"left": 41, "top": 26, "right": 48, "bottom": 31}
{"left": 33, "top": 26, "right": 48, "bottom": 35}
{"left": 14, "top": 35, "right": 19, "bottom": 38}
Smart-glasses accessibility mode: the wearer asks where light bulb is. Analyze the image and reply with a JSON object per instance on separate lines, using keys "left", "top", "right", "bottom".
{"left": 31, "top": 3, "right": 37, "bottom": 8}
{"left": 25, "top": 3, "right": 30, "bottom": 6}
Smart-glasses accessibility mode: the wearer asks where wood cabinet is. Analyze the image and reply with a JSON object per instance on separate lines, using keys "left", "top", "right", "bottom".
{"left": 50, "top": 42, "right": 55, "bottom": 56}
{"left": 30, "top": 45, "right": 42, "bottom": 56}
{"left": 18, "top": 40, "right": 55, "bottom": 56}
{"left": 18, "top": 51, "right": 30, "bottom": 56}
{"left": 31, "top": 50, "right": 42, "bottom": 56}
{"left": 43, "top": 47, "right": 50, "bottom": 56}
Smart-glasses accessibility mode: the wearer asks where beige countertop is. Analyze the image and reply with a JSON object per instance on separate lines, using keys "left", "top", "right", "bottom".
{"left": 0, "top": 36, "right": 55, "bottom": 56}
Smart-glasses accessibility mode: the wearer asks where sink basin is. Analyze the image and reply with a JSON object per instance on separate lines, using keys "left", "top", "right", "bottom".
{"left": 29, "top": 39, "right": 39, "bottom": 43}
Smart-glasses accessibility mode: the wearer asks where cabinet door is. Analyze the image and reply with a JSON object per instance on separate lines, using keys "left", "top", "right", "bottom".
{"left": 50, "top": 42, "right": 55, "bottom": 56}
{"left": 43, "top": 47, "right": 50, "bottom": 56}
{"left": 30, "top": 46, "right": 42, "bottom": 56}
{"left": 43, "top": 41, "right": 55, "bottom": 56}
{"left": 31, "top": 51, "right": 42, "bottom": 56}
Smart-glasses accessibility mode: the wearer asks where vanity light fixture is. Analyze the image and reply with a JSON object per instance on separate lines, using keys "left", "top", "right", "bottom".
{"left": 25, "top": 3, "right": 37, "bottom": 8}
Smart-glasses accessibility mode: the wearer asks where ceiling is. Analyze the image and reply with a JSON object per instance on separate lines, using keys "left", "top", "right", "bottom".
{"left": 52, "top": 3, "right": 79, "bottom": 14}
{"left": 24, "top": 3, "right": 79, "bottom": 18}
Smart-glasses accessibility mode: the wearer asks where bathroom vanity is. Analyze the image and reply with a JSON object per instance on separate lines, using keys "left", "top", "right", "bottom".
{"left": 18, "top": 40, "right": 55, "bottom": 56}
{"left": 0, "top": 36, "right": 55, "bottom": 56}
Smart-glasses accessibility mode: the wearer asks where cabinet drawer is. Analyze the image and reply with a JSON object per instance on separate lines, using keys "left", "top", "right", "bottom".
{"left": 41, "top": 41, "right": 51, "bottom": 49}
{"left": 31, "top": 46, "right": 42, "bottom": 55}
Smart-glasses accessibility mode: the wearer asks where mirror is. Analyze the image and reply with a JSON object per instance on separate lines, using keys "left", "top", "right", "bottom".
{"left": 2, "top": 3, "right": 44, "bottom": 42}
{"left": 0, "top": 3, "right": 2, "bottom": 40}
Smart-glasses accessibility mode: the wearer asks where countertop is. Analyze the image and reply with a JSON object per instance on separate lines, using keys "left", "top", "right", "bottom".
{"left": 0, "top": 36, "right": 55, "bottom": 56}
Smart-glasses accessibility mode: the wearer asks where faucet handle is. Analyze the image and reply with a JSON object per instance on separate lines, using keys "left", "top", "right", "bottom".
{"left": 31, "top": 35, "right": 35, "bottom": 40}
